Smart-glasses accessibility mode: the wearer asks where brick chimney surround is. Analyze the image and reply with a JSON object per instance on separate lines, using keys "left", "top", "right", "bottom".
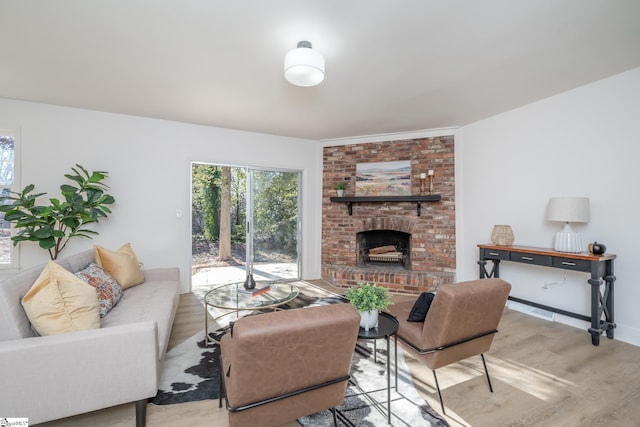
{"left": 322, "top": 136, "right": 456, "bottom": 295}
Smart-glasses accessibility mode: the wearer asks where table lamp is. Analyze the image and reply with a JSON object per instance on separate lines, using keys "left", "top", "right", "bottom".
{"left": 545, "top": 197, "right": 590, "bottom": 253}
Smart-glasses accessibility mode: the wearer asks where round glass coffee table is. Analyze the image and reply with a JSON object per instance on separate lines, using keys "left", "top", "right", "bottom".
{"left": 203, "top": 282, "right": 299, "bottom": 345}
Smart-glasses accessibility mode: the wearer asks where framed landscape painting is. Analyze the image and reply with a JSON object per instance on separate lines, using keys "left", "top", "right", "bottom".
{"left": 356, "top": 160, "right": 411, "bottom": 196}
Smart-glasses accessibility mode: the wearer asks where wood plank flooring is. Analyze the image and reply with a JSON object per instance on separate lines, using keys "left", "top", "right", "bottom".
{"left": 39, "top": 284, "right": 640, "bottom": 426}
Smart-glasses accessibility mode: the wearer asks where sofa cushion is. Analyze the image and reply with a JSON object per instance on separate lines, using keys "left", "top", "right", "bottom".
{"left": 407, "top": 292, "right": 435, "bottom": 322}
{"left": 95, "top": 243, "right": 144, "bottom": 289}
{"left": 75, "top": 263, "right": 123, "bottom": 317}
{"left": 21, "top": 261, "right": 100, "bottom": 336}
{"left": 101, "top": 268, "right": 180, "bottom": 360}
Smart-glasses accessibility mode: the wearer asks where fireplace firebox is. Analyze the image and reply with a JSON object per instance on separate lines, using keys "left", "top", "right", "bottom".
{"left": 357, "top": 230, "right": 411, "bottom": 269}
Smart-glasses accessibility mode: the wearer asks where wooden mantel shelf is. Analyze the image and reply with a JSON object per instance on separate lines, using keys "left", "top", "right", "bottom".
{"left": 330, "top": 194, "right": 441, "bottom": 216}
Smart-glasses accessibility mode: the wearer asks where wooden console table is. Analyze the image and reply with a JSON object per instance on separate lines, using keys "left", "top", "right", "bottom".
{"left": 477, "top": 244, "right": 616, "bottom": 346}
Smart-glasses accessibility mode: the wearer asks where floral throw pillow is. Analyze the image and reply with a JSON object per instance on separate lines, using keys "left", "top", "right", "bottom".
{"left": 75, "top": 263, "right": 124, "bottom": 317}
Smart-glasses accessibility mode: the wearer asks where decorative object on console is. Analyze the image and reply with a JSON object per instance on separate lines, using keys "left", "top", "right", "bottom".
{"left": 284, "top": 41, "right": 325, "bottom": 87}
{"left": 490, "top": 225, "right": 515, "bottom": 246}
{"left": 344, "top": 282, "right": 392, "bottom": 331}
{"left": 0, "top": 164, "right": 115, "bottom": 260}
{"left": 335, "top": 181, "right": 346, "bottom": 197}
{"left": 588, "top": 241, "right": 606, "bottom": 255}
{"left": 545, "top": 197, "right": 590, "bottom": 253}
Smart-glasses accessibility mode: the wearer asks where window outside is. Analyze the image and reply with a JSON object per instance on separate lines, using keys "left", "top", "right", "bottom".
{"left": 0, "top": 133, "right": 16, "bottom": 267}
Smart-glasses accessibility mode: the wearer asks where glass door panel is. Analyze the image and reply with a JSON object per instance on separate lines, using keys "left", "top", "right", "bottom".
{"left": 191, "top": 163, "right": 300, "bottom": 296}
{"left": 248, "top": 169, "right": 300, "bottom": 282}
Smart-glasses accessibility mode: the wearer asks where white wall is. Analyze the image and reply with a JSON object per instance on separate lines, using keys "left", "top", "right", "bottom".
{"left": 3, "top": 66, "right": 639, "bottom": 346}
{"left": 0, "top": 98, "right": 322, "bottom": 292}
{"left": 457, "top": 67, "right": 640, "bottom": 346}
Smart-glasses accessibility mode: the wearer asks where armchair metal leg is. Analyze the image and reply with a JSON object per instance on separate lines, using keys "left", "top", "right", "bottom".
{"left": 219, "top": 355, "right": 224, "bottom": 408}
{"left": 219, "top": 374, "right": 223, "bottom": 408}
{"left": 432, "top": 370, "right": 445, "bottom": 415}
{"left": 480, "top": 353, "right": 494, "bottom": 393}
{"left": 331, "top": 407, "right": 338, "bottom": 426}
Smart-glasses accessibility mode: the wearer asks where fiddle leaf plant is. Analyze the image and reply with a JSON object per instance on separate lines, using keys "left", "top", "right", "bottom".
{"left": 344, "top": 282, "right": 392, "bottom": 312}
{"left": 0, "top": 164, "right": 115, "bottom": 260}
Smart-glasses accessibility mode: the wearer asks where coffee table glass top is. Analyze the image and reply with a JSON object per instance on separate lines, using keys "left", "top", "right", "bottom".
{"left": 204, "top": 282, "right": 299, "bottom": 311}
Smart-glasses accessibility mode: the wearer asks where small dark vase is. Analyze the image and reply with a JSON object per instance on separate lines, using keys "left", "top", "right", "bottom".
{"left": 243, "top": 273, "right": 256, "bottom": 290}
{"left": 588, "top": 241, "right": 606, "bottom": 255}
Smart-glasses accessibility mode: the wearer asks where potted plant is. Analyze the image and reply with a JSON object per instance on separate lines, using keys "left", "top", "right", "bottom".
{"left": 0, "top": 164, "right": 115, "bottom": 260}
{"left": 344, "top": 282, "right": 392, "bottom": 331}
{"left": 335, "top": 182, "right": 346, "bottom": 197}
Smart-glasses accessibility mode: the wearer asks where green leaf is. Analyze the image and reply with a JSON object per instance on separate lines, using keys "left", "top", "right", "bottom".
{"left": 38, "top": 237, "right": 56, "bottom": 249}
{"left": 63, "top": 174, "right": 84, "bottom": 187}
{"left": 60, "top": 184, "right": 79, "bottom": 195}
{"left": 89, "top": 171, "right": 107, "bottom": 182}
{"left": 51, "top": 230, "right": 65, "bottom": 238}
{"left": 61, "top": 217, "right": 80, "bottom": 229}
{"left": 100, "top": 195, "right": 115, "bottom": 205}
{"left": 34, "top": 227, "right": 53, "bottom": 239}
{"left": 2, "top": 164, "right": 115, "bottom": 259}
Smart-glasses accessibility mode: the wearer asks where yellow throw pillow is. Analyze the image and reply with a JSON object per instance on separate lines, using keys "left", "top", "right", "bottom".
{"left": 94, "top": 243, "right": 145, "bottom": 289}
{"left": 22, "top": 261, "right": 101, "bottom": 336}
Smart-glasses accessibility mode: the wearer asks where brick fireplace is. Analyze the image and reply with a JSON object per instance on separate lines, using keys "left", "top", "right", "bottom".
{"left": 321, "top": 136, "right": 456, "bottom": 294}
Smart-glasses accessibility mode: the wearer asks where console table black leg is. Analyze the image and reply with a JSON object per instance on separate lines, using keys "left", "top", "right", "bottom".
{"left": 478, "top": 259, "right": 499, "bottom": 279}
{"left": 606, "top": 278, "right": 615, "bottom": 339}
{"left": 478, "top": 260, "right": 487, "bottom": 278}
{"left": 588, "top": 277, "right": 602, "bottom": 346}
{"left": 605, "top": 260, "right": 616, "bottom": 339}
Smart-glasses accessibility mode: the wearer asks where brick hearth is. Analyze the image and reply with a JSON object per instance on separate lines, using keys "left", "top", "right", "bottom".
{"left": 322, "top": 136, "right": 455, "bottom": 294}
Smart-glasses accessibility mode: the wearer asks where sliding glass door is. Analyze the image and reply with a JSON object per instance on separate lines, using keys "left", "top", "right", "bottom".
{"left": 191, "top": 163, "right": 300, "bottom": 292}
{"left": 247, "top": 168, "right": 300, "bottom": 282}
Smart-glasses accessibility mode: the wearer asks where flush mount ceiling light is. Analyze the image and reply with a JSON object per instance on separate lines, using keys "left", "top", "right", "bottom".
{"left": 284, "top": 41, "right": 325, "bottom": 87}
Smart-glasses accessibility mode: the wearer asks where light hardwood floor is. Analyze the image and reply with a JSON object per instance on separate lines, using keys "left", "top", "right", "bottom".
{"left": 40, "top": 284, "right": 640, "bottom": 427}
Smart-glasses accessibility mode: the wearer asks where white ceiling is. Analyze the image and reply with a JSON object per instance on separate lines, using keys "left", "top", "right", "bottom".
{"left": 1, "top": 0, "right": 639, "bottom": 141}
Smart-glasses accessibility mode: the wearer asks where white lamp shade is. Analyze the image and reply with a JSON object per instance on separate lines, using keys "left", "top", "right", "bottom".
{"left": 546, "top": 197, "right": 590, "bottom": 223}
{"left": 284, "top": 42, "right": 325, "bottom": 87}
{"left": 546, "top": 197, "right": 590, "bottom": 252}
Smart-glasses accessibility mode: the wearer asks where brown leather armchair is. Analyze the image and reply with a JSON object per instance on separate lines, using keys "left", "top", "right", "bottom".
{"left": 387, "top": 278, "right": 511, "bottom": 414}
{"left": 219, "top": 303, "right": 360, "bottom": 427}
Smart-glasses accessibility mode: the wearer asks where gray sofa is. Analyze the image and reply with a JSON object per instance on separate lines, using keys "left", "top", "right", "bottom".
{"left": 0, "top": 250, "right": 181, "bottom": 426}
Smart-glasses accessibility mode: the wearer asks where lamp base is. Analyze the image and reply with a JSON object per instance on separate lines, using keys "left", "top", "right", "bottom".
{"left": 554, "top": 223, "right": 582, "bottom": 253}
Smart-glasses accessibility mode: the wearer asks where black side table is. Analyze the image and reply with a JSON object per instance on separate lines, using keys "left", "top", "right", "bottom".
{"left": 356, "top": 311, "right": 399, "bottom": 425}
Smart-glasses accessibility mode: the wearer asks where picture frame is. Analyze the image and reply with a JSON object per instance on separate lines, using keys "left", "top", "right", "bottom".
{"left": 355, "top": 160, "right": 411, "bottom": 196}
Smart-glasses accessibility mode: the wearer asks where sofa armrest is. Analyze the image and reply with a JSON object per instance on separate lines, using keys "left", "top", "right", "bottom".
{"left": 0, "top": 321, "right": 159, "bottom": 424}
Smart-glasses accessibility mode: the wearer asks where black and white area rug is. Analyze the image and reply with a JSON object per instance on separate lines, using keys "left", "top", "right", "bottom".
{"left": 150, "top": 329, "right": 222, "bottom": 405}
{"left": 150, "top": 288, "right": 449, "bottom": 426}
{"left": 299, "top": 339, "right": 449, "bottom": 427}
{"left": 150, "top": 291, "right": 342, "bottom": 406}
